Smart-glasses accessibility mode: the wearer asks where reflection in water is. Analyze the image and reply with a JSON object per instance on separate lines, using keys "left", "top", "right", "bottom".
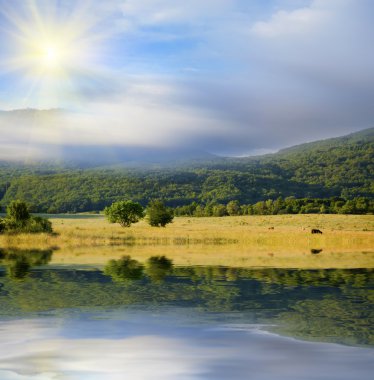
{"left": 145, "top": 256, "right": 173, "bottom": 282}
{"left": 0, "top": 254, "right": 373, "bottom": 379}
{"left": 104, "top": 255, "right": 144, "bottom": 282}
{"left": 0, "top": 258, "right": 372, "bottom": 346}
{"left": 0, "top": 316, "right": 373, "bottom": 380}
{"left": 0, "top": 248, "right": 54, "bottom": 279}
{"left": 104, "top": 255, "right": 174, "bottom": 283}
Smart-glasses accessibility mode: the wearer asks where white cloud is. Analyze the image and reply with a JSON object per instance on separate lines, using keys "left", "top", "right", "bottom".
{"left": 251, "top": 7, "right": 327, "bottom": 38}
{"left": 0, "top": 0, "right": 373, "bottom": 157}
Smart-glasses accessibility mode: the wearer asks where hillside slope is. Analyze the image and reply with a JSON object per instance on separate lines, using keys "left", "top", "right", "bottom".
{"left": 0, "top": 128, "right": 373, "bottom": 212}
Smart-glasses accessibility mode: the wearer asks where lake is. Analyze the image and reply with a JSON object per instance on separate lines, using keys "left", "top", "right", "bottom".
{"left": 0, "top": 248, "right": 373, "bottom": 379}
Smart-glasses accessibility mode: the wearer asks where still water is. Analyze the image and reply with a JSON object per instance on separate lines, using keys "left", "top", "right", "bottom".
{"left": 0, "top": 248, "right": 373, "bottom": 379}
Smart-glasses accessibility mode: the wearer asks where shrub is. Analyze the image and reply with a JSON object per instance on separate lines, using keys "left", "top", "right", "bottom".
{"left": 0, "top": 219, "right": 6, "bottom": 233}
{"left": 146, "top": 200, "right": 174, "bottom": 227}
{"left": 7, "top": 200, "right": 30, "bottom": 223}
{"left": 0, "top": 200, "right": 53, "bottom": 234}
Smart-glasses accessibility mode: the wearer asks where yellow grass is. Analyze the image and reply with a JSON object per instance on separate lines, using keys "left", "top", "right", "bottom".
{"left": 1, "top": 214, "right": 373, "bottom": 269}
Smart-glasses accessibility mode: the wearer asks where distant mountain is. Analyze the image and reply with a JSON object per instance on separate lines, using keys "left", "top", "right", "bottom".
{"left": 273, "top": 127, "right": 374, "bottom": 156}
{"left": 0, "top": 127, "right": 373, "bottom": 212}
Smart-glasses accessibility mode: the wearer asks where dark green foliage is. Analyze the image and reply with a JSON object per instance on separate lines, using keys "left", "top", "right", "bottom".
{"left": 23, "top": 216, "right": 53, "bottom": 233}
{"left": 6, "top": 258, "right": 31, "bottom": 280}
{"left": 174, "top": 196, "right": 374, "bottom": 216}
{"left": 0, "top": 200, "right": 53, "bottom": 233}
{"left": 226, "top": 200, "right": 241, "bottom": 216}
{"left": 0, "top": 248, "right": 54, "bottom": 280}
{"left": 104, "top": 255, "right": 144, "bottom": 282}
{"left": 146, "top": 200, "right": 174, "bottom": 227}
{"left": 104, "top": 200, "right": 144, "bottom": 227}
{"left": 0, "top": 128, "right": 372, "bottom": 213}
{"left": 146, "top": 256, "right": 173, "bottom": 282}
{"left": 0, "top": 218, "right": 5, "bottom": 233}
{"left": 7, "top": 200, "right": 30, "bottom": 222}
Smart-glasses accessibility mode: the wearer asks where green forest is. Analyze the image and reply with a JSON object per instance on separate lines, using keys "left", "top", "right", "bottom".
{"left": 0, "top": 128, "right": 373, "bottom": 213}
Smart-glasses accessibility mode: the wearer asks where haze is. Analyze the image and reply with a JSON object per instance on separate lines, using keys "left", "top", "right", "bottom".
{"left": 0, "top": 0, "right": 373, "bottom": 160}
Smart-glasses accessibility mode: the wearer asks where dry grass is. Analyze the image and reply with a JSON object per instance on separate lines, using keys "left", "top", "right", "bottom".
{"left": 1, "top": 214, "right": 373, "bottom": 269}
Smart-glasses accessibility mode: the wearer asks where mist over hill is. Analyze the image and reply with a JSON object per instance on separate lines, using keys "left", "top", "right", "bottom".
{"left": 0, "top": 127, "right": 373, "bottom": 213}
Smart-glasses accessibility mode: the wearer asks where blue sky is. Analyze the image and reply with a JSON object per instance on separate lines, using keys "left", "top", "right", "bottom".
{"left": 0, "top": 0, "right": 373, "bottom": 158}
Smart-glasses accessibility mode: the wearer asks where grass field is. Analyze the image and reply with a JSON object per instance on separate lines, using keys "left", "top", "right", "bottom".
{"left": 1, "top": 214, "right": 373, "bottom": 268}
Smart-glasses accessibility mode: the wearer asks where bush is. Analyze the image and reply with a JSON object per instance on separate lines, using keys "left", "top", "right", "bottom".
{"left": 7, "top": 200, "right": 30, "bottom": 223}
{"left": 0, "top": 200, "right": 53, "bottom": 234}
{"left": 146, "top": 200, "right": 174, "bottom": 227}
{"left": 0, "top": 219, "right": 6, "bottom": 233}
{"left": 22, "top": 216, "right": 53, "bottom": 233}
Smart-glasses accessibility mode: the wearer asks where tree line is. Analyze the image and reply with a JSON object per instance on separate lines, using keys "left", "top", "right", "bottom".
{"left": 173, "top": 197, "right": 374, "bottom": 216}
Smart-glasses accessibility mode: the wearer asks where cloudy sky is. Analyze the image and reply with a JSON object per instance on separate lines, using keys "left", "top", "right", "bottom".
{"left": 0, "top": 0, "right": 373, "bottom": 158}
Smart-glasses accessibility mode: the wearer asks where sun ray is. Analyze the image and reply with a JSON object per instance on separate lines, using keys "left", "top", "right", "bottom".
{"left": 0, "top": 0, "right": 116, "bottom": 107}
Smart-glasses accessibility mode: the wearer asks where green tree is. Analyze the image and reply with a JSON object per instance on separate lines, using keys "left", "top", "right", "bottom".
{"left": 104, "top": 200, "right": 144, "bottom": 227}
{"left": 226, "top": 200, "right": 241, "bottom": 216}
{"left": 7, "top": 200, "right": 30, "bottom": 224}
{"left": 146, "top": 200, "right": 174, "bottom": 227}
{"left": 212, "top": 204, "right": 228, "bottom": 217}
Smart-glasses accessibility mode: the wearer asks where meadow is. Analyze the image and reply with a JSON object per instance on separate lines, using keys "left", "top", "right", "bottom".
{"left": 1, "top": 214, "right": 373, "bottom": 269}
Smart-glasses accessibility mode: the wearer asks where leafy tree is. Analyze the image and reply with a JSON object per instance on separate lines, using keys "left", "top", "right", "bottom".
{"left": 146, "top": 200, "right": 174, "bottom": 227}
{"left": 104, "top": 200, "right": 144, "bottom": 227}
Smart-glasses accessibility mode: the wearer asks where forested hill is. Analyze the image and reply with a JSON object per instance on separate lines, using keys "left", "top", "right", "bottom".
{"left": 0, "top": 128, "right": 373, "bottom": 213}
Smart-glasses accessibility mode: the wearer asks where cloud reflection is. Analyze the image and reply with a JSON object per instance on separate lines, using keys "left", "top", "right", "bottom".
{"left": 0, "top": 317, "right": 373, "bottom": 380}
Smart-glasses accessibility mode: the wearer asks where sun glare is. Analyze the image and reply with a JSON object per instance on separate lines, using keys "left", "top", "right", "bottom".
{"left": 43, "top": 45, "right": 60, "bottom": 68}
{"left": 35, "top": 40, "right": 70, "bottom": 72}
{"left": 1, "top": 1, "right": 109, "bottom": 105}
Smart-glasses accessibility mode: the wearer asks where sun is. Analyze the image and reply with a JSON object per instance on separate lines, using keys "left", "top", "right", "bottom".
{"left": 6, "top": 20, "right": 83, "bottom": 79}
{"left": 33, "top": 39, "right": 70, "bottom": 73}
{"left": 0, "top": 1, "right": 113, "bottom": 107}
{"left": 42, "top": 45, "right": 61, "bottom": 68}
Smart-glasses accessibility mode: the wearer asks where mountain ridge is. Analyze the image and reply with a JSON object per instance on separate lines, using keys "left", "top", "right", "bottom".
{"left": 0, "top": 126, "right": 372, "bottom": 212}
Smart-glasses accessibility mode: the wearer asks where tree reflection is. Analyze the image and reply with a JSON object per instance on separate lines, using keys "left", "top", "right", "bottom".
{"left": 0, "top": 258, "right": 372, "bottom": 346}
{"left": 145, "top": 256, "right": 173, "bottom": 282}
{"left": 0, "top": 248, "right": 54, "bottom": 279}
{"left": 104, "top": 255, "right": 144, "bottom": 282}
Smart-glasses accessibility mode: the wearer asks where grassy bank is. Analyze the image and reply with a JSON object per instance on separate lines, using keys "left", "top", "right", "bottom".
{"left": 1, "top": 214, "right": 373, "bottom": 268}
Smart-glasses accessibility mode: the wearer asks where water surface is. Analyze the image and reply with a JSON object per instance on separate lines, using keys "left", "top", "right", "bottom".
{"left": 0, "top": 248, "right": 373, "bottom": 379}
